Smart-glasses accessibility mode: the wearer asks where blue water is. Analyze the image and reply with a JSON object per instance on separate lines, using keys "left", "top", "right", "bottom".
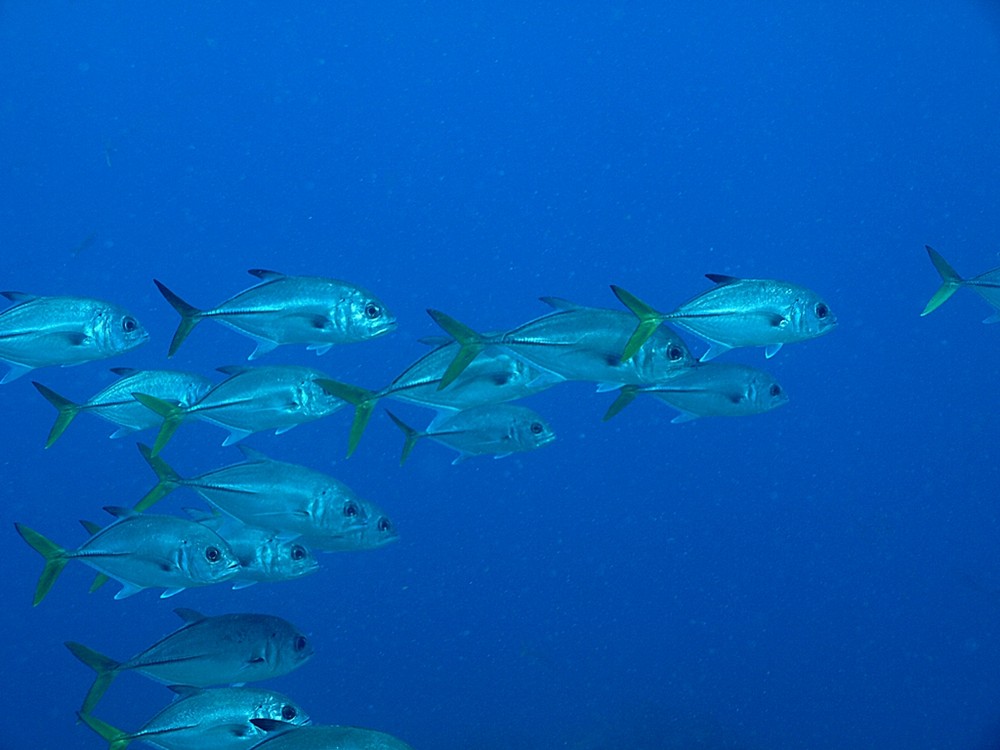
{"left": 2, "top": 2, "right": 1000, "bottom": 748}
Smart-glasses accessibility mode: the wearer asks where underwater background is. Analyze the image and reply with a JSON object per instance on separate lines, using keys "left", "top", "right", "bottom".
{"left": 2, "top": 1, "right": 1000, "bottom": 748}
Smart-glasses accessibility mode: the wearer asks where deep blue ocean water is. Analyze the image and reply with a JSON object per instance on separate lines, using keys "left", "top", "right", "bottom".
{"left": 2, "top": 2, "right": 1000, "bottom": 748}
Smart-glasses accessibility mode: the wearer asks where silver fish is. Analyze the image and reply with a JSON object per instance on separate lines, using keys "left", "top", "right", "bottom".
{"left": 135, "top": 444, "right": 369, "bottom": 545}
{"left": 249, "top": 720, "right": 415, "bottom": 750}
{"left": 612, "top": 276, "right": 836, "bottom": 361}
{"left": 426, "top": 298, "right": 693, "bottom": 390}
{"left": 65, "top": 608, "right": 314, "bottom": 714}
{"left": 133, "top": 365, "right": 346, "bottom": 455}
{"left": 921, "top": 245, "right": 1000, "bottom": 320}
{"left": 155, "top": 271, "right": 396, "bottom": 359}
{"left": 386, "top": 404, "right": 555, "bottom": 464}
{"left": 303, "top": 507, "right": 399, "bottom": 553}
{"left": 0, "top": 293, "right": 148, "bottom": 383}
{"left": 604, "top": 362, "right": 789, "bottom": 422}
{"left": 32, "top": 367, "right": 213, "bottom": 447}
{"left": 15, "top": 508, "right": 240, "bottom": 605}
{"left": 79, "top": 686, "right": 311, "bottom": 750}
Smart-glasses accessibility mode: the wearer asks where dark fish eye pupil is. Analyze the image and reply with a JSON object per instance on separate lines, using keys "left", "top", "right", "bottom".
{"left": 530, "top": 422, "right": 543, "bottom": 435}
{"left": 205, "top": 546, "right": 220, "bottom": 562}
{"left": 345, "top": 502, "right": 357, "bottom": 517}
{"left": 282, "top": 705, "right": 297, "bottom": 720}
{"left": 292, "top": 545, "right": 305, "bottom": 560}
{"left": 378, "top": 517, "right": 391, "bottom": 532}
{"left": 294, "top": 635, "right": 307, "bottom": 651}
{"left": 365, "top": 303, "right": 381, "bottom": 319}
{"left": 122, "top": 317, "right": 136, "bottom": 332}
{"left": 815, "top": 303, "right": 828, "bottom": 318}
{"left": 668, "top": 346, "right": 682, "bottom": 361}
{"left": 770, "top": 384, "right": 781, "bottom": 396}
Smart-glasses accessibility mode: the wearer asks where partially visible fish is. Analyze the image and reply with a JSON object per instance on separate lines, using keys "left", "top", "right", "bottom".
{"left": 612, "top": 276, "right": 836, "bottom": 361}
{"left": 32, "top": 368, "right": 213, "bottom": 448}
{"left": 603, "top": 362, "right": 789, "bottom": 422}
{"left": 15, "top": 508, "right": 240, "bottom": 605}
{"left": 154, "top": 271, "right": 395, "bottom": 359}
{"left": 65, "top": 608, "right": 314, "bottom": 714}
{"left": 386, "top": 404, "right": 555, "bottom": 465}
{"left": 921, "top": 245, "right": 1000, "bottom": 320}
{"left": 78, "top": 686, "right": 311, "bottom": 750}
{"left": 0, "top": 293, "right": 148, "bottom": 383}
{"left": 303, "top": 509, "right": 399, "bottom": 553}
{"left": 249, "top": 720, "right": 415, "bottom": 750}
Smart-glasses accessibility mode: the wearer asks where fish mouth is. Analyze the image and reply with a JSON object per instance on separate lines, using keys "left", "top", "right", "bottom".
{"left": 538, "top": 433, "right": 557, "bottom": 447}
{"left": 372, "top": 317, "right": 398, "bottom": 337}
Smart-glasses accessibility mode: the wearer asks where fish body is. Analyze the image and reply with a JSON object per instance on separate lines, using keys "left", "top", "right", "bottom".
{"left": 135, "top": 365, "right": 345, "bottom": 454}
{"left": 78, "top": 686, "right": 311, "bottom": 750}
{"left": 0, "top": 293, "right": 148, "bottom": 383}
{"left": 249, "top": 720, "right": 415, "bottom": 750}
{"left": 65, "top": 608, "right": 314, "bottom": 714}
{"left": 32, "top": 368, "right": 213, "bottom": 447}
{"left": 613, "top": 277, "right": 836, "bottom": 361}
{"left": 921, "top": 245, "right": 1000, "bottom": 320}
{"left": 155, "top": 272, "right": 395, "bottom": 358}
{"left": 136, "top": 445, "right": 369, "bottom": 544}
{"left": 386, "top": 404, "right": 555, "bottom": 464}
{"left": 15, "top": 509, "right": 240, "bottom": 604}
{"left": 604, "top": 362, "right": 789, "bottom": 422}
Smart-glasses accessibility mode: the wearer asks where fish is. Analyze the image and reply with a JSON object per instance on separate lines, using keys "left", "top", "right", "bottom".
{"left": 15, "top": 508, "right": 240, "bottom": 605}
{"left": 611, "top": 276, "right": 836, "bottom": 362}
{"left": 921, "top": 245, "right": 1000, "bottom": 320}
{"left": 385, "top": 404, "right": 556, "bottom": 465}
{"left": 248, "top": 720, "right": 415, "bottom": 750}
{"left": 31, "top": 368, "right": 214, "bottom": 448}
{"left": 135, "top": 444, "right": 370, "bottom": 545}
{"left": 302, "top": 507, "right": 399, "bottom": 553}
{"left": 154, "top": 271, "right": 396, "bottom": 359}
{"left": 0, "top": 293, "right": 148, "bottom": 383}
{"left": 65, "top": 608, "right": 314, "bottom": 714}
{"left": 184, "top": 509, "right": 320, "bottom": 589}
{"left": 603, "top": 362, "right": 789, "bottom": 422}
{"left": 133, "top": 365, "right": 346, "bottom": 455}
{"left": 426, "top": 297, "right": 694, "bottom": 390}
{"left": 78, "top": 686, "right": 311, "bottom": 750}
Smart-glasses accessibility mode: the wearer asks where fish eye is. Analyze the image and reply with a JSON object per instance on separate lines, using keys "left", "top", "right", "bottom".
{"left": 281, "top": 704, "right": 297, "bottom": 721}
{"left": 344, "top": 501, "right": 359, "bottom": 518}
{"left": 294, "top": 635, "right": 308, "bottom": 652}
{"left": 814, "top": 302, "right": 829, "bottom": 319}
{"left": 205, "top": 546, "right": 221, "bottom": 562}
{"left": 364, "top": 302, "right": 382, "bottom": 320}
{"left": 377, "top": 517, "right": 392, "bottom": 532}
{"left": 529, "top": 422, "right": 544, "bottom": 435}
{"left": 122, "top": 316, "right": 138, "bottom": 333}
{"left": 769, "top": 384, "right": 782, "bottom": 397}
{"left": 291, "top": 544, "right": 307, "bottom": 561}
{"left": 667, "top": 346, "right": 684, "bottom": 361}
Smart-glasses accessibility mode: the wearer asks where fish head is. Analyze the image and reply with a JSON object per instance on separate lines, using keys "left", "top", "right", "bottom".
{"left": 340, "top": 289, "right": 397, "bottom": 340}
{"left": 275, "top": 540, "right": 320, "bottom": 579}
{"left": 253, "top": 690, "right": 312, "bottom": 730}
{"left": 94, "top": 303, "right": 149, "bottom": 354}
{"left": 636, "top": 327, "right": 695, "bottom": 380}
{"left": 363, "top": 514, "right": 400, "bottom": 548}
{"left": 510, "top": 409, "right": 557, "bottom": 451}
{"left": 790, "top": 291, "right": 837, "bottom": 338}
{"left": 317, "top": 484, "right": 371, "bottom": 532}
{"left": 299, "top": 376, "right": 348, "bottom": 418}
{"left": 270, "top": 622, "right": 315, "bottom": 671}
{"left": 183, "top": 530, "right": 241, "bottom": 584}
{"left": 749, "top": 372, "right": 790, "bottom": 413}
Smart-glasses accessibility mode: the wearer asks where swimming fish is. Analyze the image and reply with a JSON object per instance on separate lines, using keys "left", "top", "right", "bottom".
{"left": 135, "top": 444, "right": 369, "bottom": 545}
{"left": 78, "top": 686, "right": 311, "bottom": 750}
{"left": 0, "top": 293, "right": 148, "bottom": 383}
{"left": 32, "top": 368, "right": 213, "bottom": 448}
{"left": 386, "top": 404, "right": 555, "bottom": 464}
{"left": 612, "top": 276, "right": 836, "bottom": 362}
{"left": 302, "top": 509, "right": 399, "bottom": 553}
{"left": 65, "top": 608, "right": 314, "bottom": 714}
{"left": 921, "top": 245, "right": 1000, "bottom": 320}
{"left": 154, "top": 271, "right": 395, "bottom": 358}
{"left": 248, "top": 720, "right": 415, "bottom": 750}
{"left": 133, "top": 364, "right": 346, "bottom": 455}
{"left": 603, "top": 362, "right": 789, "bottom": 422}
{"left": 15, "top": 508, "right": 240, "bottom": 605}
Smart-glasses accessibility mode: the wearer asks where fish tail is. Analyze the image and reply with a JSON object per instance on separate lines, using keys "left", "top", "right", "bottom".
{"left": 425, "top": 309, "right": 487, "bottom": 389}
{"left": 131, "top": 393, "right": 186, "bottom": 457}
{"left": 316, "top": 379, "right": 379, "bottom": 457}
{"left": 921, "top": 246, "right": 965, "bottom": 316}
{"left": 133, "top": 442, "right": 183, "bottom": 511}
{"left": 66, "top": 643, "right": 122, "bottom": 715}
{"left": 14, "top": 523, "right": 69, "bottom": 606}
{"left": 154, "top": 279, "right": 204, "bottom": 357}
{"left": 602, "top": 385, "right": 640, "bottom": 422}
{"left": 77, "top": 711, "right": 131, "bottom": 750}
{"left": 609, "top": 285, "right": 668, "bottom": 362}
{"left": 31, "top": 381, "right": 81, "bottom": 448}
{"left": 385, "top": 409, "right": 423, "bottom": 465}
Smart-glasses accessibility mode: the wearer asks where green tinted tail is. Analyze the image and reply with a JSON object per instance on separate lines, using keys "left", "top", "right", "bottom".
{"left": 133, "top": 443, "right": 184, "bottom": 511}
{"left": 153, "top": 279, "right": 204, "bottom": 357}
{"left": 921, "top": 246, "right": 965, "bottom": 316}
{"left": 77, "top": 710, "right": 131, "bottom": 750}
{"left": 66, "top": 642, "right": 122, "bottom": 715}
{"left": 31, "top": 381, "right": 81, "bottom": 448}
{"left": 610, "top": 285, "right": 667, "bottom": 362}
{"left": 385, "top": 410, "right": 424, "bottom": 465}
{"left": 131, "top": 393, "right": 186, "bottom": 457}
{"left": 426, "top": 309, "right": 486, "bottom": 389}
{"left": 602, "top": 386, "right": 640, "bottom": 422}
{"left": 316, "top": 379, "right": 379, "bottom": 457}
{"left": 14, "top": 523, "right": 69, "bottom": 606}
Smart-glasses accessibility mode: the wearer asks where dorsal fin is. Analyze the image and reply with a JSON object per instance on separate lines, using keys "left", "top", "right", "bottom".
{"left": 109, "top": 367, "right": 139, "bottom": 377}
{"left": 705, "top": 273, "right": 740, "bottom": 285}
{"left": 174, "top": 607, "right": 206, "bottom": 624}
{"left": 237, "top": 444, "right": 271, "bottom": 462}
{"left": 79, "top": 520, "right": 103, "bottom": 536}
{"left": 216, "top": 365, "right": 250, "bottom": 375}
{"left": 168, "top": 685, "right": 203, "bottom": 697}
{"left": 102, "top": 505, "right": 138, "bottom": 519}
{"left": 247, "top": 269, "right": 285, "bottom": 281}
{"left": 1, "top": 291, "right": 36, "bottom": 302}
{"left": 538, "top": 296, "right": 582, "bottom": 311}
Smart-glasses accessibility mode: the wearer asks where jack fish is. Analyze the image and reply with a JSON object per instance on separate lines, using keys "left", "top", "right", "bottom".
{"left": 0, "top": 293, "right": 148, "bottom": 383}
{"left": 249, "top": 720, "right": 415, "bottom": 750}
{"left": 921, "top": 245, "right": 1000, "bottom": 320}
{"left": 154, "top": 271, "right": 395, "bottom": 358}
